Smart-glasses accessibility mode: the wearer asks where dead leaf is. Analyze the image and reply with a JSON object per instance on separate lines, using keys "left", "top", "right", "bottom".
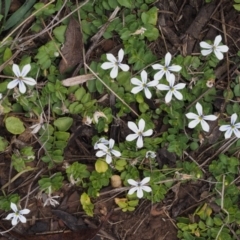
{"left": 59, "top": 18, "right": 83, "bottom": 74}
{"left": 62, "top": 74, "right": 95, "bottom": 86}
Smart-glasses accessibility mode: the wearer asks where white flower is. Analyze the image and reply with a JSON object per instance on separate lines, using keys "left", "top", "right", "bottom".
{"left": 96, "top": 138, "right": 121, "bottom": 164}
{"left": 200, "top": 35, "right": 229, "bottom": 60}
{"left": 185, "top": 102, "right": 218, "bottom": 132}
{"left": 157, "top": 74, "right": 185, "bottom": 103}
{"left": 43, "top": 194, "right": 60, "bottom": 207}
{"left": 131, "top": 70, "right": 158, "bottom": 99}
{"left": 145, "top": 151, "right": 156, "bottom": 158}
{"left": 101, "top": 49, "right": 129, "bottom": 78}
{"left": 131, "top": 27, "right": 147, "bottom": 35}
{"left": 5, "top": 202, "right": 30, "bottom": 226}
{"left": 127, "top": 177, "right": 152, "bottom": 198}
{"left": 219, "top": 113, "right": 240, "bottom": 139}
{"left": 29, "top": 113, "right": 45, "bottom": 134}
{"left": 0, "top": 93, "right": 2, "bottom": 99}
{"left": 152, "top": 52, "right": 182, "bottom": 81}
{"left": 126, "top": 119, "right": 153, "bottom": 148}
{"left": 94, "top": 137, "right": 109, "bottom": 150}
{"left": 7, "top": 64, "right": 36, "bottom": 94}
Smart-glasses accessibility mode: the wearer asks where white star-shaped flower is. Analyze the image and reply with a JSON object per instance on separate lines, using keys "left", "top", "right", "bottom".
{"left": 152, "top": 52, "right": 182, "bottom": 81}
{"left": 96, "top": 138, "right": 121, "bottom": 164}
{"left": 185, "top": 102, "right": 218, "bottom": 132}
{"left": 157, "top": 74, "right": 185, "bottom": 103}
{"left": 127, "top": 177, "right": 152, "bottom": 198}
{"left": 200, "top": 35, "right": 229, "bottom": 60}
{"left": 29, "top": 113, "right": 45, "bottom": 134}
{"left": 5, "top": 202, "right": 30, "bottom": 226}
{"left": 101, "top": 48, "right": 130, "bottom": 78}
{"left": 126, "top": 119, "right": 153, "bottom": 148}
{"left": 219, "top": 113, "right": 240, "bottom": 139}
{"left": 131, "top": 70, "right": 158, "bottom": 99}
{"left": 43, "top": 194, "right": 60, "bottom": 207}
{"left": 7, "top": 64, "right": 36, "bottom": 94}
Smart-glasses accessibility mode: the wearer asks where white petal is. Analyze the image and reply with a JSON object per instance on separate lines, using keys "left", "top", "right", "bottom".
{"left": 200, "top": 120, "right": 210, "bottom": 132}
{"left": 118, "top": 49, "right": 124, "bottom": 62}
{"left": 18, "top": 81, "right": 26, "bottom": 93}
{"left": 214, "top": 49, "right": 224, "bottom": 60}
{"left": 106, "top": 53, "right": 117, "bottom": 63}
{"left": 152, "top": 64, "right": 164, "bottom": 70}
{"left": 21, "top": 64, "right": 31, "bottom": 77}
{"left": 18, "top": 215, "right": 27, "bottom": 223}
{"left": 12, "top": 64, "right": 21, "bottom": 77}
{"left": 141, "top": 186, "right": 152, "bottom": 193}
{"left": 11, "top": 203, "right": 18, "bottom": 212}
{"left": 23, "top": 77, "right": 36, "bottom": 86}
{"left": 173, "top": 90, "right": 183, "bottom": 100}
{"left": 217, "top": 45, "right": 229, "bottom": 53}
{"left": 128, "top": 187, "right": 137, "bottom": 195}
{"left": 138, "top": 119, "right": 145, "bottom": 132}
{"left": 165, "top": 71, "right": 171, "bottom": 82}
{"left": 96, "top": 150, "right": 106, "bottom": 157}
{"left": 168, "top": 74, "right": 175, "bottom": 86}
{"left": 201, "top": 49, "right": 212, "bottom": 56}
{"left": 131, "top": 78, "right": 142, "bottom": 86}
{"left": 137, "top": 188, "right": 144, "bottom": 198}
{"left": 119, "top": 63, "right": 129, "bottom": 72}
{"left": 126, "top": 133, "right": 138, "bottom": 142}
{"left": 131, "top": 86, "right": 143, "bottom": 94}
{"left": 5, "top": 213, "right": 15, "bottom": 220}
{"left": 128, "top": 179, "right": 138, "bottom": 186}
{"left": 128, "top": 121, "right": 139, "bottom": 133}
{"left": 188, "top": 119, "right": 200, "bottom": 129}
{"left": 101, "top": 62, "right": 114, "bottom": 70}
{"left": 233, "top": 128, "right": 240, "bottom": 138}
{"left": 219, "top": 125, "right": 230, "bottom": 132}
{"left": 168, "top": 65, "right": 182, "bottom": 72}
{"left": 147, "top": 80, "right": 159, "bottom": 87}
{"left": 143, "top": 129, "right": 153, "bottom": 137}
{"left": 109, "top": 139, "right": 115, "bottom": 149}
{"left": 111, "top": 149, "right": 121, "bottom": 157}
{"left": 12, "top": 216, "right": 19, "bottom": 226}
{"left": 165, "top": 91, "right": 173, "bottom": 103}
{"left": 144, "top": 87, "right": 152, "bottom": 99}
{"left": 20, "top": 209, "right": 30, "bottom": 214}
{"left": 96, "top": 143, "right": 108, "bottom": 151}
{"left": 235, "top": 123, "right": 240, "bottom": 128}
{"left": 154, "top": 71, "right": 165, "bottom": 81}
{"left": 214, "top": 35, "right": 222, "bottom": 46}
{"left": 203, "top": 115, "right": 218, "bottom": 121}
{"left": 141, "top": 70, "right": 147, "bottom": 83}
{"left": 174, "top": 83, "right": 186, "bottom": 90}
{"left": 185, "top": 112, "right": 199, "bottom": 120}
{"left": 200, "top": 41, "right": 212, "bottom": 49}
{"left": 157, "top": 84, "right": 169, "bottom": 91}
{"left": 7, "top": 79, "right": 19, "bottom": 89}
{"left": 196, "top": 102, "right": 203, "bottom": 116}
{"left": 231, "top": 113, "right": 237, "bottom": 125}
{"left": 165, "top": 52, "right": 172, "bottom": 66}
{"left": 110, "top": 66, "right": 118, "bottom": 78}
{"left": 224, "top": 128, "right": 233, "bottom": 139}
{"left": 106, "top": 154, "right": 112, "bottom": 164}
{"left": 136, "top": 136, "right": 143, "bottom": 148}
{"left": 140, "top": 177, "right": 150, "bottom": 185}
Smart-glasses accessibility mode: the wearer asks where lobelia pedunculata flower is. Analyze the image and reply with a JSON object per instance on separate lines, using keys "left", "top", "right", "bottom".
{"left": 101, "top": 48, "right": 129, "bottom": 78}
{"left": 7, "top": 64, "right": 36, "bottom": 94}
{"left": 200, "top": 35, "right": 229, "bottom": 60}
{"left": 127, "top": 177, "right": 152, "bottom": 198}
{"left": 186, "top": 102, "right": 218, "bottom": 132}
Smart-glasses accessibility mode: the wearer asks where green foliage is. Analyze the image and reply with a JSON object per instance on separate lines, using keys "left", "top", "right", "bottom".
{"left": 5, "top": 116, "right": 25, "bottom": 134}
{"left": 80, "top": 193, "right": 94, "bottom": 217}
{"left": 0, "top": 194, "right": 20, "bottom": 211}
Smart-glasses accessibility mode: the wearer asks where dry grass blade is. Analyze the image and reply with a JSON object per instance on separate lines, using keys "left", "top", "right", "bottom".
{"left": 61, "top": 74, "right": 96, "bottom": 86}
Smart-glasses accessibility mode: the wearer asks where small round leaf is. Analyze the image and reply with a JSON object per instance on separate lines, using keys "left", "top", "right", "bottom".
{"left": 5, "top": 116, "right": 25, "bottom": 134}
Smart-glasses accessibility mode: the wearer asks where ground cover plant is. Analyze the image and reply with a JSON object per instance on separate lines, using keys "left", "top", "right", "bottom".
{"left": 0, "top": 0, "right": 240, "bottom": 239}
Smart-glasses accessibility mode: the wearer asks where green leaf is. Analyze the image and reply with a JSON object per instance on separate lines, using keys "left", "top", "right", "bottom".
{"left": 234, "top": 84, "right": 240, "bottom": 96}
{"left": 54, "top": 131, "right": 70, "bottom": 141}
{"left": 5, "top": 116, "right": 25, "bottom": 134}
{"left": 80, "top": 192, "right": 94, "bottom": 216}
{"left": 141, "top": 7, "right": 158, "bottom": 25}
{"left": 53, "top": 25, "right": 67, "bottom": 43}
{"left": 53, "top": 117, "right": 73, "bottom": 131}
{"left": 95, "top": 159, "right": 108, "bottom": 173}
{"left": 0, "top": 136, "right": 8, "bottom": 151}
{"left": 117, "top": 0, "right": 131, "bottom": 8}
{"left": 233, "top": 4, "right": 240, "bottom": 11}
